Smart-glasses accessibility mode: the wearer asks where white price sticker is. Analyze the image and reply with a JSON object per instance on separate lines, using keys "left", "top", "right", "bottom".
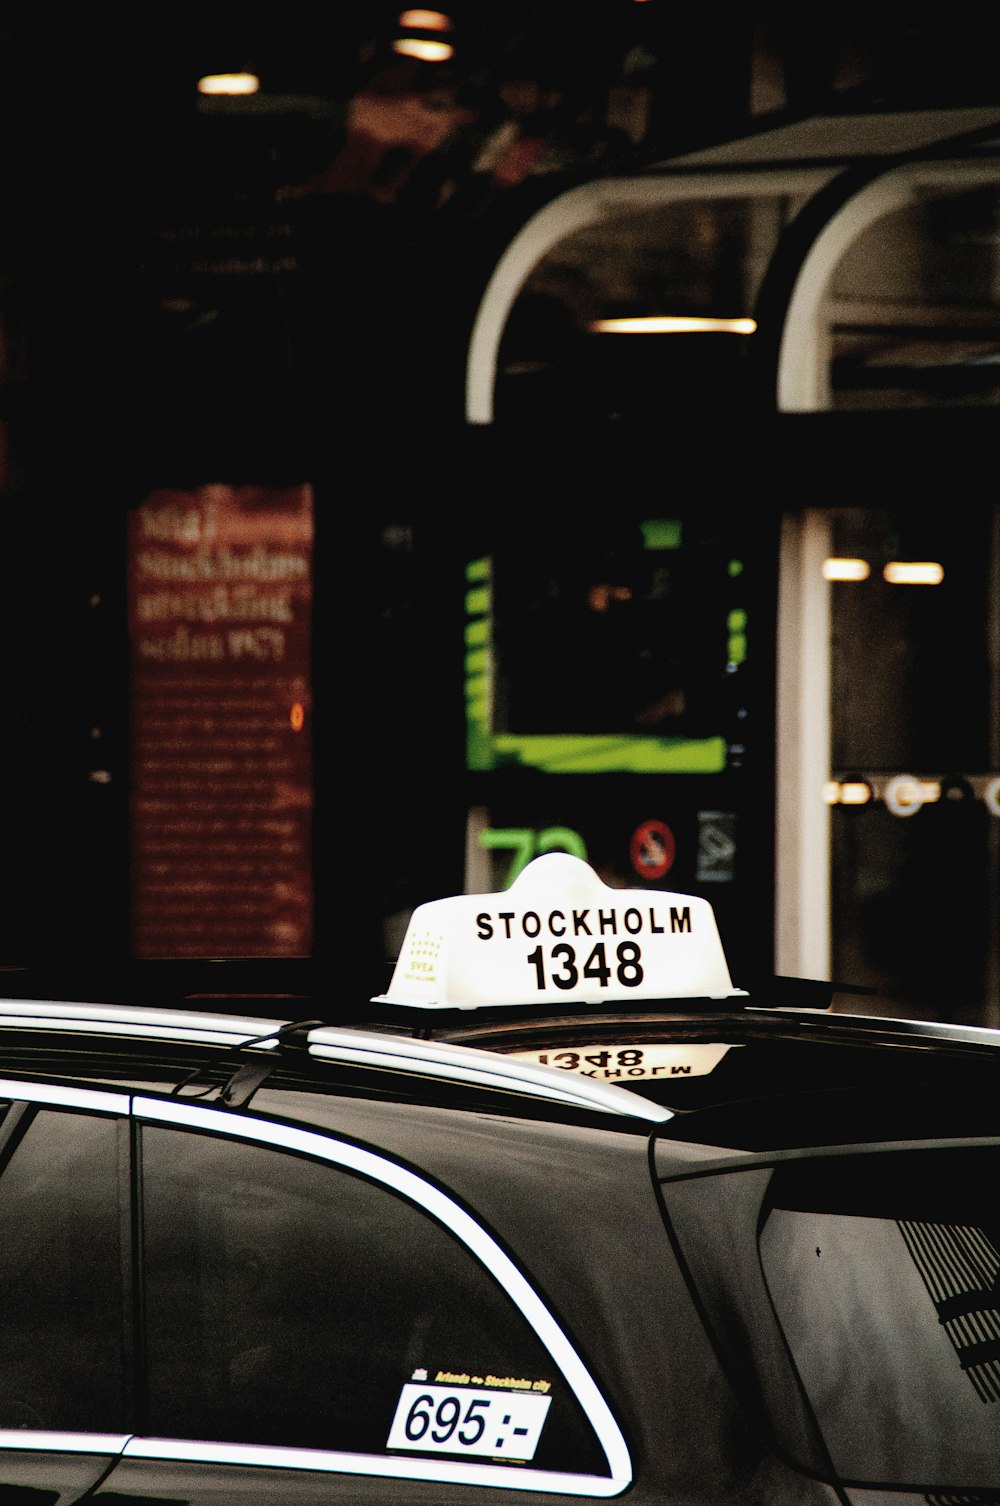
{"left": 386, "top": 1383, "right": 551, "bottom": 1460}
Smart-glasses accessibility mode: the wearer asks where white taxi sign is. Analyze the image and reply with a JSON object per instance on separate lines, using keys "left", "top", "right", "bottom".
{"left": 373, "top": 853, "right": 745, "bottom": 1010}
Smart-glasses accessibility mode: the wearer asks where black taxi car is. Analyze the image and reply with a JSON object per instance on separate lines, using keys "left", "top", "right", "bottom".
{"left": 0, "top": 852, "right": 998, "bottom": 1504}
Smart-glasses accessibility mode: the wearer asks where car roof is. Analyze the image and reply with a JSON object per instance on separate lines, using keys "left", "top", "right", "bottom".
{"left": 1, "top": 858, "right": 995, "bottom": 1152}
{"left": 0, "top": 991, "right": 997, "bottom": 1155}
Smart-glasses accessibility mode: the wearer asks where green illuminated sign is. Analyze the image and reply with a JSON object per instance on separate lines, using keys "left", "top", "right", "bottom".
{"left": 464, "top": 532, "right": 735, "bottom": 776}
{"left": 480, "top": 826, "right": 588, "bottom": 887}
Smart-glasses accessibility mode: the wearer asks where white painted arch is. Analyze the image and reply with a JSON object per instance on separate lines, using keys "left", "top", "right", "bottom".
{"left": 464, "top": 167, "right": 834, "bottom": 424}
{"left": 463, "top": 142, "right": 1000, "bottom": 986}
{"left": 778, "top": 157, "right": 1000, "bottom": 411}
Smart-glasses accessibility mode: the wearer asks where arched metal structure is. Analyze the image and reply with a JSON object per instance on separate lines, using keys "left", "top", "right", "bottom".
{"left": 463, "top": 108, "right": 1000, "bottom": 990}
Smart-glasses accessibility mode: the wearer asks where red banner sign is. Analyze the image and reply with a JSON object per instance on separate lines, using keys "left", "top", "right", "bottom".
{"left": 128, "top": 486, "right": 313, "bottom": 958}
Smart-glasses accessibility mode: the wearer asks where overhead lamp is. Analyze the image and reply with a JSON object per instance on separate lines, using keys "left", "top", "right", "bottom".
{"left": 589, "top": 316, "right": 756, "bottom": 334}
{"left": 393, "top": 37, "right": 454, "bottom": 59}
{"left": 822, "top": 558, "right": 870, "bottom": 581}
{"left": 197, "top": 72, "right": 260, "bottom": 96}
{"left": 398, "top": 8, "right": 452, "bottom": 28}
{"left": 839, "top": 781, "right": 872, "bottom": 805}
{"left": 394, "top": 8, "right": 455, "bottom": 60}
{"left": 823, "top": 781, "right": 872, "bottom": 805}
{"left": 883, "top": 561, "right": 944, "bottom": 585}
{"left": 884, "top": 775, "right": 941, "bottom": 817}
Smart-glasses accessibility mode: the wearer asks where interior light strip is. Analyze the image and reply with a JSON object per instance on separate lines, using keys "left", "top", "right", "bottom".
{"left": 133, "top": 1096, "right": 632, "bottom": 1496}
{"left": 0, "top": 1431, "right": 130, "bottom": 1454}
{"left": 197, "top": 73, "right": 259, "bottom": 95}
{"left": 822, "top": 781, "right": 872, "bottom": 805}
{"left": 884, "top": 775, "right": 941, "bottom": 816}
{"left": 589, "top": 316, "right": 756, "bottom": 334}
{"left": 883, "top": 561, "right": 944, "bottom": 585}
{"left": 822, "top": 557, "right": 870, "bottom": 581}
{"left": 307, "top": 1031, "right": 672, "bottom": 1123}
{"left": 0, "top": 1079, "right": 129, "bottom": 1115}
{"left": 392, "top": 38, "right": 453, "bottom": 60}
{"left": 398, "top": 8, "right": 453, "bottom": 30}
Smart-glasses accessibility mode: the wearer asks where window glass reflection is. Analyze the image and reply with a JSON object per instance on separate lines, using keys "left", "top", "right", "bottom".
{"left": 0, "top": 1110, "right": 126, "bottom": 1431}
{"left": 760, "top": 1149, "right": 1000, "bottom": 1486}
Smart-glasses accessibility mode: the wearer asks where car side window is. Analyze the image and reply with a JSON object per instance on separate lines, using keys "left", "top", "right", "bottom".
{"left": 0, "top": 1106, "right": 127, "bottom": 1432}
{"left": 140, "top": 1124, "right": 608, "bottom": 1478}
{"left": 759, "top": 1147, "right": 1000, "bottom": 1488}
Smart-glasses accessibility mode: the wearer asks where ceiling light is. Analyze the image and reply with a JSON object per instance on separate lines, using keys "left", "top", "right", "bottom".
{"left": 823, "top": 781, "right": 872, "bottom": 805}
{"left": 589, "top": 317, "right": 757, "bottom": 334}
{"left": 197, "top": 72, "right": 260, "bottom": 95}
{"left": 398, "top": 9, "right": 453, "bottom": 29}
{"left": 839, "top": 782, "right": 872, "bottom": 805}
{"left": 883, "top": 775, "right": 941, "bottom": 817}
{"left": 392, "top": 37, "right": 454, "bottom": 60}
{"left": 883, "top": 561, "right": 944, "bottom": 585}
{"left": 394, "top": 8, "right": 455, "bottom": 59}
{"left": 822, "top": 558, "right": 870, "bottom": 581}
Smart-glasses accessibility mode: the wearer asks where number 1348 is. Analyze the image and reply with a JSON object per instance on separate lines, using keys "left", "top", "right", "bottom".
{"left": 526, "top": 941, "right": 643, "bottom": 991}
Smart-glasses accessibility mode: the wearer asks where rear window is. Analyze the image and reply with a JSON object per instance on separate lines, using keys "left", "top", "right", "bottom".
{"left": 660, "top": 1144, "right": 1000, "bottom": 1490}
{"left": 759, "top": 1147, "right": 999, "bottom": 1488}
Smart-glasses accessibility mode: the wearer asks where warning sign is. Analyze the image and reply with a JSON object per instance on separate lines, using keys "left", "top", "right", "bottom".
{"left": 629, "top": 820, "right": 676, "bottom": 882}
{"left": 696, "top": 810, "right": 736, "bottom": 884}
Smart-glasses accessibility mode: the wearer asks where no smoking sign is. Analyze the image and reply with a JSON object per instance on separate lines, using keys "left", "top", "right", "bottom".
{"left": 629, "top": 819, "right": 676, "bottom": 881}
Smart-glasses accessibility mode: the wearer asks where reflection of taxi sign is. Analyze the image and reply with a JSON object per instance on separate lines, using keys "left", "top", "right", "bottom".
{"left": 373, "top": 853, "right": 745, "bottom": 1010}
{"left": 509, "top": 1042, "right": 736, "bottom": 1081}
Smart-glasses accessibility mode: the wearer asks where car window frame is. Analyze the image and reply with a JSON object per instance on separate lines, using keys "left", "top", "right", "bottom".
{"left": 0, "top": 1078, "right": 633, "bottom": 1498}
{"left": 0, "top": 1079, "right": 133, "bottom": 1459}
{"left": 131, "top": 1094, "right": 632, "bottom": 1496}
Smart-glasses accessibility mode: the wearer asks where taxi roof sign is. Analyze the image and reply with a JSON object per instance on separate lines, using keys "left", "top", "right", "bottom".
{"left": 373, "top": 853, "right": 745, "bottom": 1010}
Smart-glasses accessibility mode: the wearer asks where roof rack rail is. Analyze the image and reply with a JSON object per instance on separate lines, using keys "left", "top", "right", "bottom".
{"left": 742, "top": 975, "right": 879, "bottom": 1010}
{"left": 0, "top": 998, "right": 674, "bottom": 1122}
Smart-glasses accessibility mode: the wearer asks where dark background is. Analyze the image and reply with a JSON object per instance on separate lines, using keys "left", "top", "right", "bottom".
{"left": 1, "top": 6, "right": 998, "bottom": 992}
